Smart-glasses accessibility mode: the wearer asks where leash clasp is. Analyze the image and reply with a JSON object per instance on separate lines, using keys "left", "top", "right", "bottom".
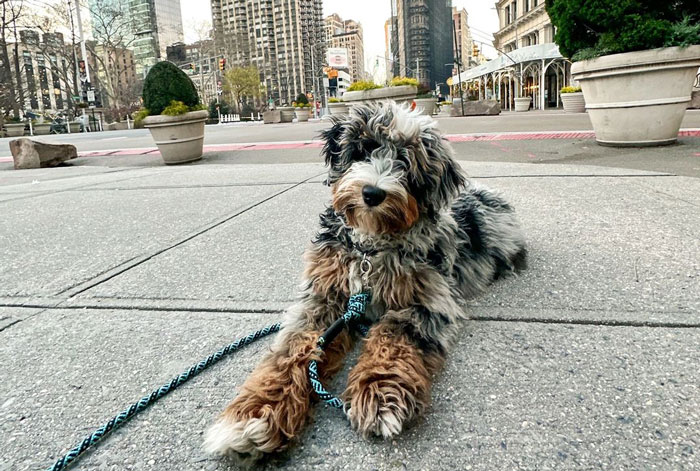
{"left": 360, "top": 253, "right": 373, "bottom": 285}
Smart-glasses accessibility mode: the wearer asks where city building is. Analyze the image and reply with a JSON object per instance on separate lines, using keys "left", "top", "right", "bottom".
{"left": 167, "top": 39, "right": 220, "bottom": 105}
{"left": 450, "top": 0, "right": 571, "bottom": 111}
{"left": 390, "top": 0, "right": 453, "bottom": 91}
{"left": 492, "top": 0, "right": 554, "bottom": 52}
{"left": 384, "top": 18, "right": 393, "bottom": 81}
{"left": 452, "top": 7, "right": 473, "bottom": 73}
{"left": 91, "top": 42, "right": 139, "bottom": 108}
{"left": 324, "top": 13, "right": 365, "bottom": 82}
{"left": 90, "top": 0, "right": 184, "bottom": 77}
{"left": 211, "top": 0, "right": 325, "bottom": 106}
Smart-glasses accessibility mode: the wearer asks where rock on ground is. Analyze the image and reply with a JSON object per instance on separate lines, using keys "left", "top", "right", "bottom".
{"left": 9, "top": 138, "right": 78, "bottom": 170}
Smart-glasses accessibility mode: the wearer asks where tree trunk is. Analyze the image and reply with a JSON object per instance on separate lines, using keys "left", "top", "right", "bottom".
{"left": 0, "top": 3, "right": 19, "bottom": 118}
{"left": 11, "top": 16, "right": 23, "bottom": 114}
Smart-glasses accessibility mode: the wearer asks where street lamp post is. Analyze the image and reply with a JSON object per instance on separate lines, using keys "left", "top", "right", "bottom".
{"left": 451, "top": 21, "right": 465, "bottom": 117}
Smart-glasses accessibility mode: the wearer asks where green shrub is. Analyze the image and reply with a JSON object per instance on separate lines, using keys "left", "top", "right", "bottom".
{"left": 545, "top": 0, "right": 700, "bottom": 60}
{"left": 162, "top": 100, "right": 190, "bottom": 116}
{"left": 133, "top": 108, "right": 150, "bottom": 127}
{"left": 294, "top": 102, "right": 311, "bottom": 108}
{"left": 347, "top": 80, "right": 382, "bottom": 92}
{"left": 295, "top": 93, "right": 309, "bottom": 105}
{"left": 142, "top": 61, "right": 200, "bottom": 115}
{"left": 390, "top": 77, "right": 419, "bottom": 87}
{"left": 560, "top": 86, "right": 582, "bottom": 94}
{"left": 328, "top": 97, "right": 341, "bottom": 103}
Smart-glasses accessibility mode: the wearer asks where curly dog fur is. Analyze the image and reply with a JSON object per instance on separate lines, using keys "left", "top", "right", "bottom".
{"left": 204, "top": 101, "right": 527, "bottom": 459}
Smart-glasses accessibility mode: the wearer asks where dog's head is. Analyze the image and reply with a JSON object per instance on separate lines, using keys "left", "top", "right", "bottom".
{"left": 321, "top": 101, "right": 465, "bottom": 236}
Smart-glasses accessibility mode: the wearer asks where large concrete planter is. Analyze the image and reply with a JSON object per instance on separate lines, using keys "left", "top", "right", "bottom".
{"left": 143, "top": 110, "right": 208, "bottom": 165}
{"left": 106, "top": 122, "right": 128, "bottom": 131}
{"left": 413, "top": 98, "right": 436, "bottom": 116}
{"left": 263, "top": 110, "right": 281, "bottom": 124}
{"left": 279, "top": 106, "right": 295, "bottom": 123}
{"left": 342, "top": 85, "right": 417, "bottom": 105}
{"left": 514, "top": 97, "right": 531, "bottom": 112}
{"left": 328, "top": 102, "right": 349, "bottom": 116}
{"left": 560, "top": 92, "right": 586, "bottom": 113}
{"left": 33, "top": 123, "right": 51, "bottom": 135}
{"left": 294, "top": 108, "right": 311, "bottom": 122}
{"left": 572, "top": 45, "right": 700, "bottom": 146}
{"left": 4, "top": 124, "right": 25, "bottom": 137}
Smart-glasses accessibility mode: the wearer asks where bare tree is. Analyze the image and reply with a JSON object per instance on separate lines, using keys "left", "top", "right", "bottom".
{"left": 1, "top": 0, "right": 23, "bottom": 118}
{"left": 86, "top": 0, "right": 140, "bottom": 111}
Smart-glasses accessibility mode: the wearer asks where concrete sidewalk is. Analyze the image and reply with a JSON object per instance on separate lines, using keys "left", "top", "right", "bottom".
{"left": 1, "top": 155, "right": 699, "bottom": 470}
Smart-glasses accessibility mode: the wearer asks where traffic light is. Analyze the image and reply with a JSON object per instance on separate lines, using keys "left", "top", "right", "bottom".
{"left": 473, "top": 44, "right": 479, "bottom": 57}
{"left": 219, "top": 58, "right": 226, "bottom": 71}
{"left": 190, "top": 63, "right": 195, "bottom": 71}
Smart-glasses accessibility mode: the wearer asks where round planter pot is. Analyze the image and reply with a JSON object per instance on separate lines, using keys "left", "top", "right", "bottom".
{"left": 279, "top": 106, "right": 295, "bottom": 123}
{"left": 69, "top": 122, "right": 81, "bottom": 133}
{"left": 328, "top": 102, "right": 349, "bottom": 116}
{"left": 413, "top": 98, "right": 436, "bottom": 116}
{"left": 33, "top": 123, "right": 51, "bottom": 135}
{"left": 572, "top": 45, "right": 700, "bottom": 146}
{"left": 294, "top": 109, "right": 311, "bottom": 122}
{"left": 4, "top": 123, "right": 25, "bottom": 137}
{"left": 143, "top": 110, "right": 208, "bottom": 165}
{"left": 560, "top": 92, "right": 586, "bottom": 113}
{"left": 514, "top": 97, "right": 531, "bottom": 112}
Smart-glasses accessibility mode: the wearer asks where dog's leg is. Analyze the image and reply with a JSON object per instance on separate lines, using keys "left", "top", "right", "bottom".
{"left": 204, "top": 315, "right": 352, "bottom": 458}
{"left": 343, "top": 321, "right": 445, "bottom": 438}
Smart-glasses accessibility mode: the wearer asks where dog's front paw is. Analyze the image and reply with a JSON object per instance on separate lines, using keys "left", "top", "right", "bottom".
{"left": 344, "top": 380, "right": 414, "bottom": 438}
{"left": 203, "top": 410, "right": 276, "bottom": 459}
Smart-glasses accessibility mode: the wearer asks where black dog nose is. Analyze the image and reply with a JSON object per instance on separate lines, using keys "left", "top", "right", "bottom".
{"left": 362, "top": 185, "right": 386, "bottom": 207}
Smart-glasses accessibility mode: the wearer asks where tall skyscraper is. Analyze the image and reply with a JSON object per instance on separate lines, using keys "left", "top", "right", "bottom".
{"left": 211, "top": 0, "right": 325, "bottom": 105}
{"left": 89, "top": 0, "right": 184, "bottom": 77}
{"left": 384, "top": 18, "right": 394, "bottom": 81}
{"left": 452, "top": 7, "right": 473, "bottom": 71}
{"left": 390, "top": 0, "right": 452, "bottom": 90}
{"left": 324, "top": 14, "right": 366, "bottom": 82}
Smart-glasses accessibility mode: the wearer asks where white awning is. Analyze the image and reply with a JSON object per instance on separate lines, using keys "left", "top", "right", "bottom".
{"left": 451, "top": 43, "right": 565, "bottom": 83}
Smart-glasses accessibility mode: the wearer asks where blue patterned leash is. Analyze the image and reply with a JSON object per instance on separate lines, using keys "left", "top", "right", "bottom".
{"left": 308, "top": 292, "right": 372, "bottom": 408}
{"left": 47, "top": 323, "right": 281, "bottom": 471}
{"left": 47, "top": 292, "right": 372, "bottom": 470}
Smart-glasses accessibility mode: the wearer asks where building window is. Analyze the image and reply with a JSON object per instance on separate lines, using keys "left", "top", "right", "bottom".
{"left": 512, "top": 1, "right": 518, "bottom": 20}
{"left": 525, "top": 0, "right": 530, "bottom": 12}
{"left": 504, "top": 5, "right": 510, "bottom": 25}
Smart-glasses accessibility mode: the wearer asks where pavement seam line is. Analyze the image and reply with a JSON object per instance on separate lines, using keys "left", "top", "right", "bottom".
{"left": 55, "top": 172, "right": 326, "bottom": 298}
{"left": 2, "top": 303, "right": 699, "bottom": 329}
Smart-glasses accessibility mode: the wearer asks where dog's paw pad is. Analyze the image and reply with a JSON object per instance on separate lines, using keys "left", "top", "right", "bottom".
{"left": 203, "top": 416, "right": 270, "bottom": 458}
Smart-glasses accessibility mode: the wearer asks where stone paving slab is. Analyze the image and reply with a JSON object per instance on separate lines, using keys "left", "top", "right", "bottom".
{"left": 82, "top": 163, "right": 327, "bottom": 190}
{"left": 1, "top": 308, "right": 697, "bottom": 471}
{"left": 84, "top": 173, "right": 699, "bottom": 319}
{"left": 0, "top": 185, "right": 289, "bottom": 297}
{"left": 85, "top": 183, "right": 326, "bottom": 303}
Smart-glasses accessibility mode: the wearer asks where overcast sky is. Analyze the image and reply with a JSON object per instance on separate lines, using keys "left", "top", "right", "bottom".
{"left": 181, "top": 0, "right": 500, "bottom": 76}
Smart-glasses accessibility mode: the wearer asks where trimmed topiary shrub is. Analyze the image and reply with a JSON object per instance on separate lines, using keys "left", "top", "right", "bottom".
{"left": 142, "top": 61, "right": 200, "bottom": 115}
{"left": 545, "top": 0, "right": 700, "bottom": 61}
{"left": 560, "top": 86, "right": 582, "bottom": 93}
{"left": 390, "top": 77, "right": 419, "bottom": 87}
{"left": 347, "top": 80, "right": 382, "bottom": 92}
{"left": 295, "top": 93, "right": 309, "bottom": 105}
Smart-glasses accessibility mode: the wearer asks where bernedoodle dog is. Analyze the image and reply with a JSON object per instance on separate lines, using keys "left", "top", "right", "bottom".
{"left": 204, "top": 101, "right": 527, "bottom": 459}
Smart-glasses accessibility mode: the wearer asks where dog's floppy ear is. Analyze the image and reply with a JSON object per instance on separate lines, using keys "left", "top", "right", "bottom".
{"left": 319, "top": 117, "right": 345, "bottom": 185}
{"left": 420, "top": 128, "right": 466, "bottom": 211}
